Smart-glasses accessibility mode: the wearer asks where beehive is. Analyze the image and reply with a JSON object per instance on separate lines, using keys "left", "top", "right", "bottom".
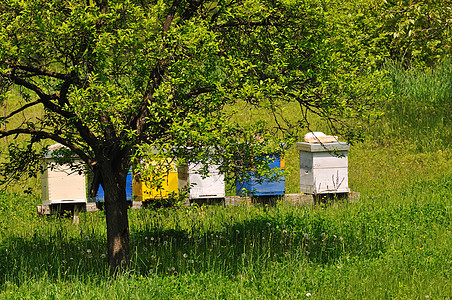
{"left": 133, "top": 160, "right": 179, "bottom": 201}
{"left": 236, "top": 154, "right": 285, "bottom": 197}
{"left": 185, "top": 162, "right": 225, "bottom": 200}
{"left": 41, "top": 145, "right": 87, "bottom": 205}
{"left": 297, "top": 138, "right": 350, "bottom": 195}
{"left": 93, "top": 171, "right": 133, "bottom": 203}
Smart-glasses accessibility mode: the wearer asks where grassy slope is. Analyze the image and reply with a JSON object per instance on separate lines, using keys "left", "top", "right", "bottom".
{"left": 1, "top": 64, "right": 452, "bottom": 298}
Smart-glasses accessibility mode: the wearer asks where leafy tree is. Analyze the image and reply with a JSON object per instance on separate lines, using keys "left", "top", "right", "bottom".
{"left": 0, "top": 0, "right": 377, "bottom": 274}
{"left": 354, "top": 0, "right": 452, "bottom": 68}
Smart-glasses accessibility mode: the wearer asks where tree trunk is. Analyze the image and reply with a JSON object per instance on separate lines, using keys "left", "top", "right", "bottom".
{"left": 102, "top": 167, "right": 130, "bottom": 275}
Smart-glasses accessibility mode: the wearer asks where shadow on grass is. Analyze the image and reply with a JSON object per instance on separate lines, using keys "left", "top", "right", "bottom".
{"left": 0, "top": 210, "right": 387, "bottom": 282}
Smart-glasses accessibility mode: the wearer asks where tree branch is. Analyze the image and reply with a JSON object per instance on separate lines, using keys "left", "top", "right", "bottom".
{"left": 212, "top": 20, "right": 276, "bottom": 29}
{"left": 8, "top": 70, "right": 100, "bottom": 147}
{"left": 14, "top": 65, "right": 72, "bottom": 80}
{"left": 0, "top": 100, "right": 40, "bottom": 121}
{"left": 9, "top": 70, "right": 59, "bottom": 102}
{"left": 181, "top": 0, "right": 204, "bottom": 21}
{"left": 186, "top": 86, "right": 216, "bottom": 97}
{"left": 164, "top": 0, "right": 181, "bottom": 35}
{"left": 0, "top": 128, "right": 93, "bottom": 165}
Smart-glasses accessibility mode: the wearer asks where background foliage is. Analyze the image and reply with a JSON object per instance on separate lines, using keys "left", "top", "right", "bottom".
{"left": 1, "top": 0, "right": 452, "bottom": 297}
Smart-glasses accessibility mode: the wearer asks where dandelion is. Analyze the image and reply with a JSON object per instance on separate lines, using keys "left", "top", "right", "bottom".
{"left": 304, "top": 233, "right": 309, "bottom": 239}
{"left": 183, "top": 253, "right": 188, "bottom": 258}
{"left": 306, "top": 293, "right": 312, "bottom": 297}
{"left": 101, "top": 254, "right": 106, "bottom": 259}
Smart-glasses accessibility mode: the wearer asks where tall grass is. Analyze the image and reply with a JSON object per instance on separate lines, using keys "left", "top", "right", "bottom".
{"left": 376, "top": 60, "right": 452, "bottom": 151}
{"left": 1, "top": 170, "right": 451, "bottom": 298}
{"left": 1, "top": 62, "right": 452, "bottom": 298}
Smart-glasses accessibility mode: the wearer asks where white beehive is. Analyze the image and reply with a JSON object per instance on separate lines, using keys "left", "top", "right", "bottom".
{"left": 41, "top": 144, "right": 87, "bottom": 205}
{"left": 182, "top": 162, "right": 225, "bottom": 200}
{"left": 297, "top": 133, "right": 350, "bottom": 195}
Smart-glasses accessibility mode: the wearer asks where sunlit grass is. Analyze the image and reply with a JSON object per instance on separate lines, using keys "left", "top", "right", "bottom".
{"left": 1, "top": 62, "right": 452, "bottom": 298}
{"left": 1, "top": 162, "right": 451, "bottom": 298}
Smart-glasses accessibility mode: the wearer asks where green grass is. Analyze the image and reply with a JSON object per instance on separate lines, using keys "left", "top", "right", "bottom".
{"left": 1, "top": 165, "right": 451, "bottom": 298}
{"left": 1, "top": 63, "right": 452, "bottom": 298}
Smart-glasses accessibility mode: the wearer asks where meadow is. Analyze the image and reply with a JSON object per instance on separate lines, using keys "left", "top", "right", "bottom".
{"left": 0, "top": 63, "right": 452, "bottom": 298}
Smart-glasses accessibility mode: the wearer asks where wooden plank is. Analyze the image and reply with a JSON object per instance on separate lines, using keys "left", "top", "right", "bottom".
{"left": 38, "top": 192, "right": 361, "bottom": 214}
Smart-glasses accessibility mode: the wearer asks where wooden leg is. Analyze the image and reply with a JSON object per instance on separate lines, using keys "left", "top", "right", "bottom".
{"left": 73, "top": 204, "right": 81, "bottom": 224}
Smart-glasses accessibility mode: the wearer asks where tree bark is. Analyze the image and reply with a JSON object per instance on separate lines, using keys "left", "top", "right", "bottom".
{"left": 102, "top": 166, "right": 130, "bottom": 275}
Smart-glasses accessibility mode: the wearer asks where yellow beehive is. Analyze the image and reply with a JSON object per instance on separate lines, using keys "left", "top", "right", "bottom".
{"left": 132, "top": 159, "right": 179, "bottom": 201}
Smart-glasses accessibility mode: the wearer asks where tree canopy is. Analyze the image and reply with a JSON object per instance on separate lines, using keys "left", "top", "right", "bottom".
{"left": 0, "top": 0, "right": 380, "bottom": 273}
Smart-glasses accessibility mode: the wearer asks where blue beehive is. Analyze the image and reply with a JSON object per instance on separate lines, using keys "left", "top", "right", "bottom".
{"left": 236, "top": 154, "right": 285, "bottom": 197}
{"left": 94, "top": 171, "right": 133, "bottom": 203}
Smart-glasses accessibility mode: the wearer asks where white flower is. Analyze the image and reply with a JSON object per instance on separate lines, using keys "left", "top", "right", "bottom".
{"left": 306, "top": 293, "right": 312, "bottom": 297}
